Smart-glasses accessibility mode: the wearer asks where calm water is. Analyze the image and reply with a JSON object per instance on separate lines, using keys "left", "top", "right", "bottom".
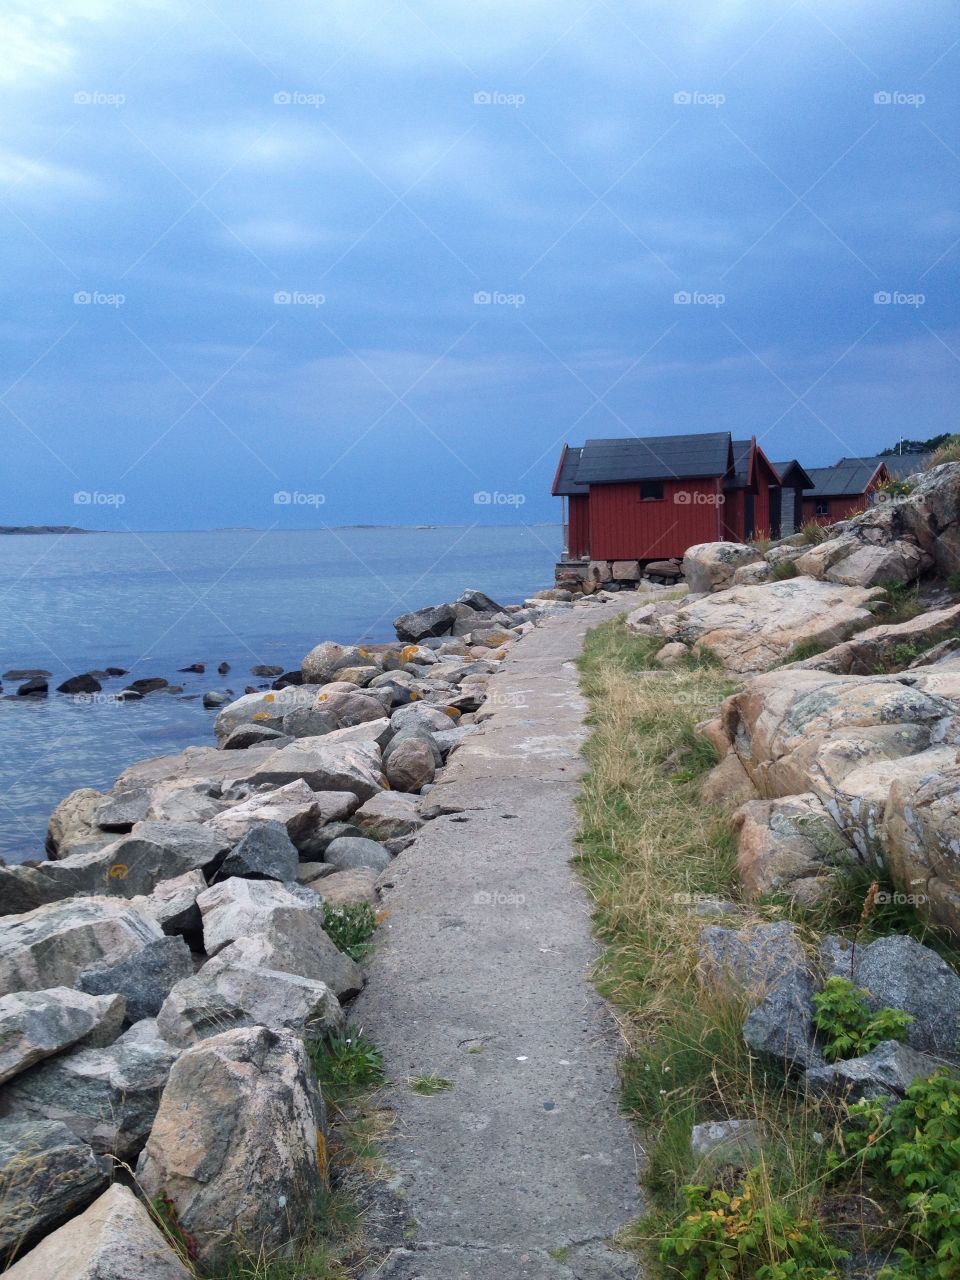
{"left": 0, "top": 526, "right": 559, "bottom": 863}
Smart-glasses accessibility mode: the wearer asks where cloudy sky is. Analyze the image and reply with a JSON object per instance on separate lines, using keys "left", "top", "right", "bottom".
{"left": 1, "top": 0, "right": 958, "bottom": 528}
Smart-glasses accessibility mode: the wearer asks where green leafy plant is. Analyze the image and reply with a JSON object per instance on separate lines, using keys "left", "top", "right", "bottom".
{"left": 308, "top": 1027, "right": 385, "bottom": 1094}
{"left": 847, "top": 1070, "right": 960, "bottom": 1278}
{"left": 150, "top": 1191, "right": 198, "bottom": 1263}
{"left": 659, "top": 1170, "right": 848, "bottom": 1278}
{"left": 812, "top": 977, "right": 913, "bottom": 1063}
{"left": 321, "top": 902, "right": 377, "bottom": 961}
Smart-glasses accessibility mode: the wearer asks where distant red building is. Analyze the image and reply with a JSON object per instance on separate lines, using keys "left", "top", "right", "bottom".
{"left": 552, "top": 432, "right": 792, "bottom": 564}
{"left": 801, "top": 460, "right": 889, "bottom": 525}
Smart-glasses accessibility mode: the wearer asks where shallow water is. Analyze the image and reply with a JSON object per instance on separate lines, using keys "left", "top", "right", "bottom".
{"left": 0, "top": 526, "right": 559, "bottom": 862}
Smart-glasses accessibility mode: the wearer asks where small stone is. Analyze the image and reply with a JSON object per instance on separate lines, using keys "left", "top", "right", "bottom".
{"left": 218, "top": 820, "right": 300, "bottom": 883}
{"left": 323, "top": 836, "right": 391, "bottom": 874}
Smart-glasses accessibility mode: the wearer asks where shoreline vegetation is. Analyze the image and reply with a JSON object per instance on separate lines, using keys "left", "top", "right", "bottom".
{"left": 575, "top": 613, "right": 960, "bottom": 1278}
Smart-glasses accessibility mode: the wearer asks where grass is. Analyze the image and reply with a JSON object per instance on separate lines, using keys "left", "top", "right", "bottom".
{"left": 769, "top": 558, "right": 799, "bottom": 580}
{"left": 799, "top": 519, "right": 831, "bottom": 544}
{"left": 321, "top": 902, "right": 379, "bottom": 962}
{"left": 572, "top": 616, "right": 947, "bottom": 1275}
{"left": 408, "top": 1074, "right": 453, "bottom": 1095}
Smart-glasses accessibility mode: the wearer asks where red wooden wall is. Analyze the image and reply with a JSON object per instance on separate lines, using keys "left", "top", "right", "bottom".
{"left": 802, "top": 493, "right": 871, "bottom": 525}
{"left": 568, "top": 495, "right": 590, "bottom": 558}
{"left": 587, "top": 479, "right": 725, "bottom": 560}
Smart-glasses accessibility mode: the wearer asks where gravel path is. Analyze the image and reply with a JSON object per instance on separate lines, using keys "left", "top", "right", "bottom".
{"left": 356, "top": 601, "right": 642, "bottom": 1279}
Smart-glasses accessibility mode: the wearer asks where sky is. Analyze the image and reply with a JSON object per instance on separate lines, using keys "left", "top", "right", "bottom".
{"left": 1, "top": 0, "right": 958, "bottom": 530}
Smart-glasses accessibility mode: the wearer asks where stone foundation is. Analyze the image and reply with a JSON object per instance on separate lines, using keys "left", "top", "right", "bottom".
{"left": 555, "top": 558, "right": 684, "bottom": 593}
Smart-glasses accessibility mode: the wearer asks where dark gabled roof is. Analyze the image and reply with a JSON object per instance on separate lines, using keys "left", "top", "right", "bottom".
{"left": 772, "top": 460, "right": 815, "bottom": 489}
{"left": 574, "top": 432, "right": 732, "bottom": 484}
{"left": 726, "top": 438, "right": 753, "bottom": 490}
{"left": 552, "top": 445, "right": 588, "bottom": 496}
{"left": 836, "top": 454, "right": 930, "bottom": 481}
{"left": 805, "top": 461, "right": 886, "bottom": 499}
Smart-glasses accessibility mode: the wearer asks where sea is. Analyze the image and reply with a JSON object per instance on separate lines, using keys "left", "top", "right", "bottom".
{"left": 0, "top": 526, "right": 560, "bottom": 864}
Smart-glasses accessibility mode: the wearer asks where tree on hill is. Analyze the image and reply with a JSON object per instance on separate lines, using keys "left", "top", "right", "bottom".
{"left": 880, "top": 433, "right": 959, "bottom": 455}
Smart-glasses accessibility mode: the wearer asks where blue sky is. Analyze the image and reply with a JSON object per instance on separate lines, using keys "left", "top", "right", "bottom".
{"left": 1, "top": 0, "right": 958, "bottom": 529}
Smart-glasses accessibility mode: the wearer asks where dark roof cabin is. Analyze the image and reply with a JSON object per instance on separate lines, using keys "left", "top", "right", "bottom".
{"left": 771, "top": 459, "right": 815, "bottom": 536}
{"left": 801, "top": 460, "right": 889, "bottom": 525}
{"left": 835, "top": 453, "right": 930, "bottom": 481}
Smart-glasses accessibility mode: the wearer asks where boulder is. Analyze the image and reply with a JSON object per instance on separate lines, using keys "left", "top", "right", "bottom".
{"left": 587, "top": 561, "right": 613, "bottom": 584}
{"left": 698, "top": 921, "right": 807, "bottom": 997}
{"left": 0, "top": 988, "right": 125, "bottom": 1085}
{"left": 682, "top": 542, "right": 762, "bottom": 594}
{"left": 323, "top": 836, "right": 392, "bottom": 874}
{"left": 384, "top": 738, "right": 436, "bottom": 792}
{"left": 3, "top": 1182, "right": 191, "bottom": 1280}
{"left": 884, "top": 760, "right": 960, "bottom": 931}
{"left": 248, "top": 738, "right": 385, "bottom": 802}
{"left": 742, "top": 967, "right": 822, "bottom": 1070}
{"left": 211, "top": 924, "right": 361, "bottom": 999}
{"left": 17, "top": 678, "right": 48, "bottom": 696}
{"left": 56, "top": 674, "right": 102, "bottom": 696}
{"left": 657, "top": 579, "right": 884, "bottom": 674}
{"left": 0, "top": 1021, "right": 178, "bottom": 1160}
{"left": 611, "top": 560, "right": 641, "bottom": 581}
{"left": 156, "top": 948, "right": 343, "bottom": 1047}
{"left": 319, "top": 716, "right": 393, "bottom": 750}
{"left": 0, "top": 898, "right": 164, "bottom": 996}
{"left": 202, "top": 690, "right": 230, "bottom": 709}
{"left": 690, "top": 1119, "right": 760, "bottom": 1164}
{"left": 212, "top": 684, "right": 318, "bottom": 743}
{"left": 77, "top": 936, "right": 193, "bottom": 1023}
{"left": 301, "top": 640, "right": 366, "bottom": 683}
{"left": 804, "top": 1040, "right": 952, "bottom": 1102}
{"left": 655, "top": 641, "right": 688, "bottom": 666}
{"left": 390, "top": 702, "right": 459, "bottom": 734}
{"left": 896, "top": 462, "right": 960, "bottom": 575}
{"left": 0, "top": 865, "right": 67, "bottom": 917}
{"left": 458, "top": 589, "right": 504, "bottom": 613}
{"left": 794, "top": 535, "right": 931, "bottom": 587}
{"left": 310, "top": 866, "right": 380, "bottom": 906}
{"left": 849, "top": 935, "right": 960, "bottom": 1058}
{"left": 251, "top": 664, "right": 284, "bottom": 678}
{"left": 206, "top": 779, "right": 357, "bottom": 851}
{"left": 144, "top": 778, "right": 226, "bottom": 825}
{"left": 197, "top": 877, "right": 315, "bottom": 954}
{"left": 701, "top": 753, "right": 758, "bottom": 809}
{"left": 732, "top": 561, "right": 772, "bottom": 586}
{"left": 217, "top": 820, "right": 299, "bottom": 882}
{"left": 793, "top": 603, "right": 960, "bottom": 675}
{"left": 0, "top": 1120, "right": 108, "bottom": 1264}
{"left": 45, "top": 788, "right": 110, "bottom": 859}
{"left": 353, "top": 791, "right": 424, "bottom": 840}
{"left": 94, "top": 787, "right": 153, "bottom": 832}
{"left": 394, "top": 603, "right": 456, "bottom": 642}
{"left": 312, "top": 688, "right": 385, "bottom": 726}
{"left": 221, "top": 723, "right": 285, "bottom": 750}
{"left": 733, "top": 793, "right": 859, "bottom": 904}
{"left": 128, "top": 870, "right": 206, "bottom": 939}
{"left": 136, "top": 1027, "right": 327, "bottom": 1267}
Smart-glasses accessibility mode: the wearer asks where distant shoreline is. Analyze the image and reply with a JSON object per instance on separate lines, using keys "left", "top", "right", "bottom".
{"left": 1, "top": 523, "right": 560, "bottom": 535}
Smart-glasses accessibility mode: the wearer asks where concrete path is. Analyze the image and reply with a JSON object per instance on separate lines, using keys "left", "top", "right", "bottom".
{"left": 355, "top": 601, "right": 642, "bottom": 1280}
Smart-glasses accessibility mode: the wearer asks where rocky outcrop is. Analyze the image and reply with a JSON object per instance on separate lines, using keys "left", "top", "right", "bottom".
{"left": 136, "top": 1027, "right": 327, "bottom": 1267}
{"left": 794, "top": 533, "right": 931, "bottom": 587}
{"left": 205, "top": 779, "right": 357, "bottom": 850}
{"left": 791, "top": 602, "right": 960, "bottom": 675}
{"left": 248, "top": 737, "right": 385, "bottom": 801}
{"left": 733, "top": 793, "right": 860, "bottom": 905}
{"left": 683, "top": 542, "right": 762, "bottom": 594}
{"left": 3, "top": 1183, "right": 192, "bottom": 1280}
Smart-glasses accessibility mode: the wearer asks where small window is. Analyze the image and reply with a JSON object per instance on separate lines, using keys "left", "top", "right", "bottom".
{"left": 815, "top": 501, "right": 829, "bottom": 517}
{"left": 639, "top": 479, "right": 664, "bottom": 502}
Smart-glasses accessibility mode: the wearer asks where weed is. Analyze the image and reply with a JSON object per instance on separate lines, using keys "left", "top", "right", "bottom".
{"left": 812, "top": 977, "right": 912, "bottom": 1062}
{"left": 799, "top": 520, "right": 830, "bottom": 544}
{"left": 321, "top": 902, "right": 378, "bottom": 962}
{"left": 308, "top": 1027, "right": 385, "bottom": 1099}
{"left": 770, "top": 559, "right": 799, "bottom": 581}
{"left": 408, "top": 1074, "right": 453, "bottom": 1095}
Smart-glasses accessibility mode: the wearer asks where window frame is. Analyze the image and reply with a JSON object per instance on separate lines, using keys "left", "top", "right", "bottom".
{"left": 638, "top": 479, "right": 665, "bottom": 503}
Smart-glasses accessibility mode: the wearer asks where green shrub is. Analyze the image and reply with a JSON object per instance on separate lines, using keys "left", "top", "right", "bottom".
{"left": 321, "top": 902, "right": 377, "bottom": 961}
{"left": 847, "top": 1070, "right": 960, "bottom": 1278}
{"left": 659, "top": 1170, "right": 848, "bottom": 1278}
{"left": 812, "top": 977, "right": 913, "bottom": 1063}
{"left": 770, "top": 560, "right": 799, "bottom": 581}
{"left": 308, "top": 1027, "right": 385, "bottom": 1095}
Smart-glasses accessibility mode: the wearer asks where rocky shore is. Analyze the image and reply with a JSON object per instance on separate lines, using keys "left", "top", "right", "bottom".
{"left": 0, "top": 583, "right": 621, "bottom": 1275}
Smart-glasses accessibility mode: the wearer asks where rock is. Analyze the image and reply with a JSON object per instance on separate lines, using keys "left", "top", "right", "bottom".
{"left": 353, "top": 791, "right": 424, "bottom": 840}
{"left": 0, "top": 989, "right": 126, "bottom": 1085}
{"left": 77, "top": 936, "right": 193, "bottom": 1023}
{"left": 587, "top": 561, "right": 613, "bottom": 584}
{"left": 732, "top": 561, "right": 772, "bottom": 586}
{"left": 742, "top": 966, "right": 822, "bottom": 1070}
{"left": 17, "top": 678, "right": 48, "bottom": 696}
{"left": 0, "top": 898, "right": 163, "bottom": 996}
{"left": 646, "top": 559, "right": 683, "bottom": 578}
{"left": 323, "top": 835, "right": 392, "bottom": 874}
{"left": 156, "top": 947, "right": 343, "bottom": 1047}
{"left": 207, "top": 779, "right": 357, "bottom": 852}
{"left": 331, "top": 664, "right": 380, "bottom": 686}
{"left": 655, "top": 641, "right": 688, "bottom": 666}
{"left": 804, "top": 1040, "right": 952, "bottom": 1102}
{"left": 124, "top": 678, "right": 169, "bottom": 695}
{"left": 197, "top": 877, "right": 315, "bottom": 954}
{"left": 212, "top": 683, "right": 320, "bottom": 742}
{"left": 699, "top": 921, "right": 807, "bottom": 996}
{"left": 38, "top": 821, "right": 230, "bottom": 900}
{"left": 319, "top": 716, "right": 393, "bottom": 751}
{"left": 136, "top": 1027, "right": 327, "bottom": 1266}
{"left": 384, "top": 725, "right": 443, "bottom": 769}
{"left": 94, "top": 786, "right": 152, "bottom": 831}
{"left": 895, "top": 462, "right": 960, "bottom": 576}
{"left": 795, "top": 536, "right": 931, "bottom": 588}
{"left": 128, "top": 871, "right": 206, "bottom": 939}
{"left": 701, "top": 753, "right": 758, "bottom": 808}
{"left": 251, "top": 664, "right": 284, "bottom": 677}
{"left": 307, "top": 822, "right": 363, "bottom": 854}
{"left": 221, "top": 723, "right": 285, "bottom": 749}
{"left": 301, "top": 641, "right": 366, "bottom": 683}
{"left": 468, "top": 626, "right": 515, "bottom": 648}
{"left": 272, "top": 669, "right": 303, "bottom": 689}
{"left": 0, "top": 1120, "right": 108, "bottom": 1264}
{"left": 657, "top": 579, "right": 884, "bottom": 674}
{"left": 690, "top": 1119, "right": 760, "bottom": 1163}
{"left": 733, "top": 794, "right": 859, "bottom": 903}
{"left": 394, "top": 603, "right": 456, "bottom": 642}
{"left": 611, "top": 560, "right": 641, "bottom": 581}
{"left": 384, "top": 738, "right": 436, "bottom": 792}
{"left": 311, "top": 866, "right": 379, "bottom": 906}
{"left": 218, "top": 820, "right": 300, "bottom": 883}
{"left": 884, "top": 760, "right": 960, "bottom": 931}
{"left": 458, "top": 589, "right": 504, "bottom": 613}
{"left": 311, "top": 689, "right": 386, "bottom": 728}
{"left": 179, "top": 663, "right": 205, "bottom": 673}
{"left": 683, "top": 542, "right": 762, "bottom": 594}
{"left": 0, "top": 865, "right": 67, "bottom": 917}
{"left": 3, "top": 1182, "right": 192, "bottom": 1280}
{"left": 144, "top": 779, "right": 226, "bottom": 826}
{"left": 0, "top": 1021, "right": 179, "bottom": 1160}
{"left": 849, "top": 935, "right": 960, "bottom": 1058}
{"left": 3, "top": 669, "right": 51, "bottom": 680}
{"left": 390, "top": 702, "right": 459, "bottom": 733}
{"left": 433, "top": 725, "right": 480, "bottom": 756}
{"left": 56, "top": 674, "right": 102, "bottom": 695}
{"left": 794, "top": 603, "right": 960, "bottom": 675}
{"left": 202, "top": 690, "right": 230, "bottom": 708}
{"left": 249, "top": 738, "right": 385, "bottom": 802}
{"left": 46, "top": 788, "right": 109, "bottom": 859}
